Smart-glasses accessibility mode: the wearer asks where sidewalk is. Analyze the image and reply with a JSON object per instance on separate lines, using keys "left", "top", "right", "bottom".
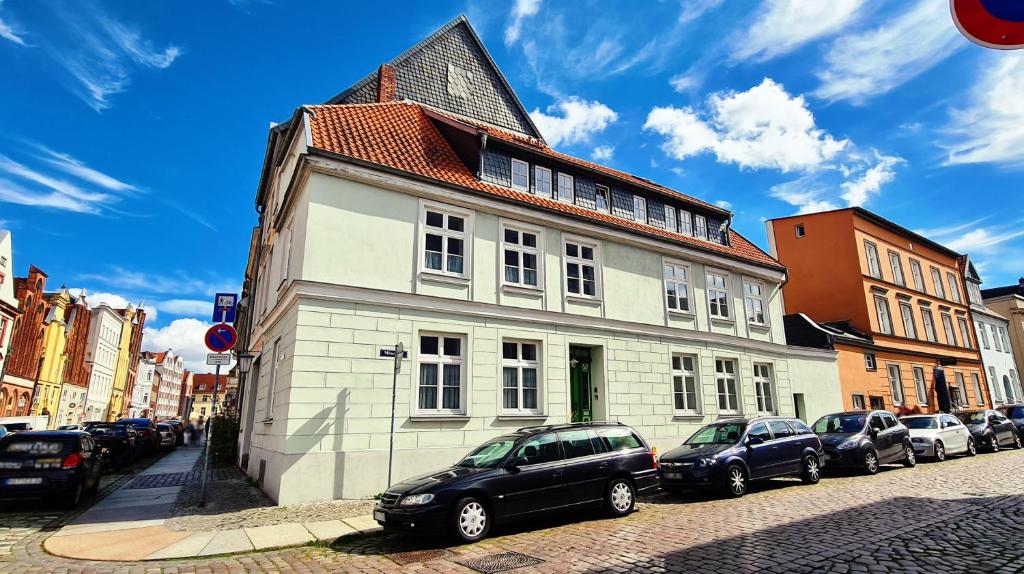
{"left": 43, "top": 446, "right": 381, "bottom": 561}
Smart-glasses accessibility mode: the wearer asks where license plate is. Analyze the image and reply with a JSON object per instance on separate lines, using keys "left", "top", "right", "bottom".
{"left": 373, "top": 510, "right": 386, "bottom": 522}
{"left": 0, "top": 462, "right": 21, "bottom": 470}
{"left": 5, "top": 477, "right": 42, "bottom": 486}
{"left": 663, "top": 472, "right": 683, "bottom": 480}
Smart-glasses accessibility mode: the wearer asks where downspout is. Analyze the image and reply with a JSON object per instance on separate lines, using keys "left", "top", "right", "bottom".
{"left": 476, "top": 132, "right": 488, "bottom": 179}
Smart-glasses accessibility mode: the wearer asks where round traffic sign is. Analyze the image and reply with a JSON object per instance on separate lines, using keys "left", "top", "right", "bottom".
{"left": 205, "top": 324, "right": 238, "bottom": 353}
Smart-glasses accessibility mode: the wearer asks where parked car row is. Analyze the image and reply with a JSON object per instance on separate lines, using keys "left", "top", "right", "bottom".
{"left": 376, "top": 406, "right": 1024, "bottom": 543}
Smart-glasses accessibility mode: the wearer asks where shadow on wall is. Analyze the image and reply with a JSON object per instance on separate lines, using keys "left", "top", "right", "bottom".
{"left": 273, "top": 388, "right": 348, "bottom": 501}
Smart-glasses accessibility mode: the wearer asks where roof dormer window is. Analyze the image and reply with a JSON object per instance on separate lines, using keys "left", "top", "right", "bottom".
{"left": 511, "top": 158, "right": 529, "bottom": 191}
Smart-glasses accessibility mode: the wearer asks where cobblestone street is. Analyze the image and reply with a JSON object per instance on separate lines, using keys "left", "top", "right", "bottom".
{"left": 3, "top": 449, "right": 1024, "bottom": 573}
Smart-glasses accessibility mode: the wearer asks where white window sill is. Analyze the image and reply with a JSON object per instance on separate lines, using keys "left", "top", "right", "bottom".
{"left": 410, "top": 414, "right": 469, "bottom": 422}
{"left": 565, "top": 295, "right": 602, "bottom": 306}
{"left": 497, "top": 413, "right": 546, "bottom": 420}
{"left": 716, "top": 412, "right": 742, "bottom": 419}
{"left": 667, "top": 309, "right": 695, "bottom": 318}
{"left": 501, "top": 284, "right": 543, "bottom": 297}
{"left": 672, "top": 413, "right": 704, "bottom": 420}
{"left": 748, "top": 322, "right": 770, "bottom": 330}
{"left": 710, "top": 316, "right": 735, "bottom": 325}
{"left": 418, "top": 272, "right": 470, "bottom": 286}
{"left": 261, "top": 418, "right": 274, "bottom": 424}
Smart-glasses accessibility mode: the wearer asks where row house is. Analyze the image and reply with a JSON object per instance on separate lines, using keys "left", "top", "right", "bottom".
{"left": 178, "top": 369, "right": 194, "bottom": 420}
{"left": 83, "top": 304, "right": 125, "bottom": 421}
{"left": 120, "top": 307, "right": 146, "bottom": 419}
{"left": 109, "top": 306, "right": 145, "bottom": 420}
{"left": 961, "top": 259, "right": 1021, "bottom": 404}
{"left": 981, "top": 279, "right": 1024, "bottom": 399}
{"left": 55, "top": 296, "right": 92, "bottom": 427}
{"left": 769, "top": 208, "right": 988, "bottom": 413}
{"left": 235, "top": 16, "right": 840, "bottom": 504}
{"left": 31, "top": 288, "right": 74, "bottom": 419}
{"left": 129, "top": 355, "right": 156, "bottom": 417}
{"left": 147, "top": 350, "right": 185, "bottom": 419}
{"left": 0, "top": 230, "right": 21, "bottom": 402}
{"left": 2, "top": 265, "right": 49, "bottom": 417}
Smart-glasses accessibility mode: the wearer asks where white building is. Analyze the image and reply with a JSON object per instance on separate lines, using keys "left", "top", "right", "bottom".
{"left": 0, "top": 230, "right": 17, "bottom": 381}
{"left": 963, "top": 258, "right": 1022, "bottom": 403}
{"left": 235, "top": 16, "right": 839, "bottom": 504}
{"left": 151, "top": 351, "right": 184, "bottom": 419}
{"left": 83, "top": 304, "right": 125, "bottom": 421}
{"left": 129, "top": 356, "right": 156, "bottom": 417}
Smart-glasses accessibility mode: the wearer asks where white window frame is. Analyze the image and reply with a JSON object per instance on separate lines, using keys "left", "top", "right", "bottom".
{"left": 921, "top": 308, "right": 937, "bottom": 342}
{"left": 999, "top": 326, "right": 1012, "bottom": 353}
{"left": 909, "top": 259, "right": 925, "bottom": 292}
{"left": 534, "top": 166, "right": 552, "bottom": 198}
{"left": 278, "top": 221, "right": 293, "bottom": 289}
{"left": 753, "top": 363, "right": 775, "bottom": 415}
{"left": 500, "top": 220, "right": 543, "bottom": 290}
{"left": 500, "top": 339, "right": 542, "bottom": 416}
{"left": 989, "top": 366, "right": 1002, "bottom": 403}
{"left": 706, "top": 269, "right": 732, "bottom": 321}
{"left": 743, "top": 278, "right": 768, "bottom": 327}
{"left": 931, "top": 266, "right": 946, "bottom": 299}
{"left": 694, "top": 214, "right": 708, "bottom": 240}
{"left": 874, "top": 295, "right": 893, "bottom": 335}
{"left": 941, "top": 313, "right": 958, "bottom": 346}
{"left": 852, "top": 394, "right": 866, "bottom": 410}
{"left": 715, "top": 358, "right": 740, "bottom": 414}
{"left": 898, "top": 301, "right": 917, "bottom": 339}
{"left": 795, "top": 224, "right": 805, "bottom": 238}
{"left": 595, "top": 184, "right": 610, "bottom": 212}
{"left": 511, "top": 158, "right": 530, "bottom": 191}
{"left": 418, "top": 201, "right": 473, "bottom": 280}
{"left": 562, "top": 235, "right": 602, "bottom": 300}
{"left": 671, "top": 354, "right": 700, "bottom": 415}
{"left": 992, "top": 324, "right": 1003, "bottom": 351}
{"left": 947, "top": 272, "right": 962, "bottom": 304}
{"left": 978, "top": 321, "right": 991, "bottom": 349}
{"left": 663, "top": 259, "right": 692, "bottom": 315}
{"left": 888, "top": 251, "right": 905, "bottom": 286}
{"left": 633, "top": 195, "right": 647, "bottom": 223}
{"left": 972, "top": 372, "right": 985, "bottom": 406}
{"left": 557, "top": 172, "right": 574, "bottom": 203}
{"left": 679, "top": 210, "right": 693, "bottom": 236}
{"left": 864, "top": 241, "right": 882, "bottom": 279}
{"left": 865, "top": 353, "right": 877, "bottom": 371}
{"left": 415, "top": 332, "right": 466, "bottom": 416}
{"left": 957, "top": 316, "right": 972, "bottom": 349}
{"left": 887, "top": 364, "right": 904, "bottom": 406}
{"left": 913, "top": 366, "right": 928, "bottom": 405}
{"left": 665, "top": 205, "right": 677, "bottom": 232}
{"left": 263, "top": 338, "right": 280, "bottom": 421}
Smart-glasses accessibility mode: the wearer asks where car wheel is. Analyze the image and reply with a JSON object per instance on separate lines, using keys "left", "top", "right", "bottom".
{"left": 990, "top": 435, "right": 1000, "bottom": 452}
{"left": 64, "top": 483, "right": 83, "bottom": 509}
{"left": 966, "top": 437, "right": 977, "bottom": 457}
{"left": 724, "top": 464, "right": 747, "bottom": 497}
{"left": 1014, "top": 433, "right": 1022, "bottom": 450}
{"left": 450, "top": 497, "right": 489, "bottom": 543}
{"left": 800, "top": 455, "right": 821, "bottom": 485}
{"left": 606, "top": 478, "right": 636, "bottom": 517}
{"left": 902, "top": 445, "right": 917, "bottom": 468}
{"left": 863, "top": 450, "right": 880, "bottom": 475}
{"left": 933, "top": 441, "right": 946, "bottom": 462}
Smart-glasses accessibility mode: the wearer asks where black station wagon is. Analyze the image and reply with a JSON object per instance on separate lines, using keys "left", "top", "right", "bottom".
{"left": 374, "top": 422, "right": 659, "bottom": 543}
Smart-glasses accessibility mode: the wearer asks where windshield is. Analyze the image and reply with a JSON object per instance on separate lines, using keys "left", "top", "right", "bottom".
{"left": 85, "top": 426, "right": 124, "bottom": 436}
{"left": 900, "top": 417, "right": 938, "bottom": 430}
{"left": 956, "top": 412, "right": 987, "bottom": 425}
{"left": 456, "top": 437, "right": 519, "bottom": 468}
{"left": 685, "top": 423, "right": 746, "bottom": 445}
{"left": 813, "top": 414, "right": 866, "bottom": 434}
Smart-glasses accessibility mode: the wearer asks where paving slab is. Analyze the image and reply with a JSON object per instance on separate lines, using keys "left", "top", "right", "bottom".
{"left": 44, "top": 525, "right": 188, "bottom": 561}
{"left": 50, "top": 518, "right": 166, "bottom": 537}
{"left": 342, "top": 515, "right": 382, "bottom": 532}
{"left": 198, "top": 528, "right": 254, "bottom": 556}
{"left": 303, "top": 519, "right": 357, "bottom": 542}
{"left": 245, "top": 523, "right": 315, "bottom": 550}
{"left": 145, "top": 531, "right": 218, "bottom": 560}
{"left": 67, "top": 502, "right": 174, "bottom": 525}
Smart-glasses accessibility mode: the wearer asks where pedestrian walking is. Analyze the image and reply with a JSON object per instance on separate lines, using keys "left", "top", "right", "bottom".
{"left": 184, "top": 421, "right": 195, "bottom": 447}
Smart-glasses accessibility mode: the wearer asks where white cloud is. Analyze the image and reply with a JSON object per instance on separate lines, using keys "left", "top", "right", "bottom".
{"left": 143, "top": 318, "right": 214, "bottom": 373}
{"left": 0, "top": 154, "right": 112, "bottom": 204}
{"left": 156, "top": 299, "right": 211, "bottom": 318}
{"left": 644, "top": 78, "right": 848, "bottom": 172}
{"left": 943, "top": 228, "right": 1024, "bottom": 255}
{"left": 769, "top": 177, "right": 840, "bottom": 215}
{"left": 944, "top": 52, "right": 1024, "bottom": 166}
{"left": 669, "top": 73, "right": 702, "bottom": 94}
{"left": 505, "top": 0, "right": 542, "bottom": 46}
{"left": 733, "top": 0, "right": 866, "bottom": 62}
{"left": 0, "top": 0, "right": 26, "bottom": 46}
{"left": 714, "top": 200, "right": 732, "bottom": 210}
{"left": 814, "top": 0, "right": 964, "bottom": 104}
{"left": 0, "top": 178, "right": 99, "bottom": 213}
{"left": 590, "top": 145, "right": 614, "bottom": 162}
{"left": 531, "top": 97, "right": 618, "bottom": 147}
{"left": 678, "top": 0, "right": 724, "bottom": 25}
{"left": 839, "top": 153, "right": 904, "bottom": 206}
{"left": 0, "top": 146, "right": 137, "bottom": 214}
{"left": 77, "top": 266, "right": 235, "bottom": 297}
{"left": 35, "top": 146, "right": 137, "bottom": 192}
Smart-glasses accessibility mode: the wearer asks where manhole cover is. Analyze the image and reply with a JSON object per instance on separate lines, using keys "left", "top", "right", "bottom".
{"left": 387, "top": 548, "right": 452, "bottom": 565}
{"left": 127, "top": 472, "right": 194, "bottom": 489}
{"left": 455, "top": 552, "right": 544, "bottom": 573}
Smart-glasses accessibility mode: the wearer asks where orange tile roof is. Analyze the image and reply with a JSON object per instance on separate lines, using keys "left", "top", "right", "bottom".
{"left": 304, "top": 102, "right": 782, "bottom": 270}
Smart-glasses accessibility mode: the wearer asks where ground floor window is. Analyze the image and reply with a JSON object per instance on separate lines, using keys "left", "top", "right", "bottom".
{"left": 971, "top": 373, "right": 985, "bottom": 406}
{"left": 869, "top": 396, "right": 885, "bottom": 410}
{"left": 418, "top": 334, "right": 464, "bottom": 414}
{"left": 671, "top": 355, "right": 699, "bottom": 414}
{"left": 887, "top": 364, "right": 904, "bottom": 406}
{"left": 501, "top": 340, "right": 540, "bottom": 414}
{"left": 913, "top": 366, "right": 928, "bottom": 405}
{"left": 715, "top": 359, "right": 739, "bottom": 413}
{"left": 753, "top": 363, "right": 774, "bottom": 414}
{"left": 852, "top": 394, "right": 866, "bottom": 410}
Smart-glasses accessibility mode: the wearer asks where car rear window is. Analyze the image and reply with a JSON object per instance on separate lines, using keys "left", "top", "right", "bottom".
{"left": 86, "top": 426, "right": 125, "bottom": 436}
{"left": 558, "top": 430, "right": 595, "bottom": 459}
{"left": 596, "top": 427, "right": 643, "bottom": 451}
{"left": 767, "top": 421, "right": 793, "bottom": 438}
{"left": 3, "top": 438, "right": 71, "bottom": 456}
{"left": 1004, "top": 406, "right": 1024, "bottom": 420}
{"left": 789, "top": 420, "right": 813, "bottom": 435}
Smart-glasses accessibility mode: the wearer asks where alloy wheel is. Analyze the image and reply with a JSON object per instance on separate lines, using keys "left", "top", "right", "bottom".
{"left": 934, "top": 442, "right": 945, "bottom": 462}
{"left": 903, "top": 446, "right": 917, "bottom": 467}
{"left": 991, "top": 436, "right": 1000, "bottom": 452}
{"left": 458, "top": 502, "right": 487, "bottom": 539}
{"left": 864, "top": 451, "right": 879, "bottom": 474}
{"left": 967, "top": 438, "right": 977, "bottom": 456}
{"left": 728, "top": 466, "right": 746, "bottom": 496}
{"left": 610, "top": 481, "right": 633, "bottom": 512}
{"left": 1015, "top": 434, "right": 1022, "bottom": 449}
{"left": 805, "top": 457, "right": 820, "bottom": 483}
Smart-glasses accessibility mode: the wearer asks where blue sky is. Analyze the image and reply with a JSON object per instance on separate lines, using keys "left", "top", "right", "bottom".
{"left": 0, "top": 0, "right": 1022, "bottom": 370}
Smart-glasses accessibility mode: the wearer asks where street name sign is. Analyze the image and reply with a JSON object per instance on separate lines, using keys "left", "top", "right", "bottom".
{"left": 205, "top": 324, "right": 238, "bottom": 353}
{"left": 952, "top": 0, "right": 1024, "bottom": 49}
{"left": 378, "top": 347, "right": 409, "bottom": 359}
{"left": 207, "top": 353, "right": 232, "bottom": 366}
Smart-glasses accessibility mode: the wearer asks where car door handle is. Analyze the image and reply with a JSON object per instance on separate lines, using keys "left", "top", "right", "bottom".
{"left": 552, "top": 471, "right": 564, "bottom": 478}
{"left": 598, "top": 462, "right": 609, "bottom": 469}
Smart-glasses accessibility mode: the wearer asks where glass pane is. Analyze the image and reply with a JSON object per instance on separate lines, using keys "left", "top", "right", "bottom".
{"left": 522, "top": 233, "right": 536, "bottom": 248}
{"left": 567, "top": 278, "right": 580, "bottom": 293}
{"left": 503, "top": 367, "right": 518, "bottom": 409}
{"left": 567, "top": 262, "right": 580, "bottom": 278}
{"left": 684, "top": 357, "right": 694, "bottom": 371}
{"left": 523, "top": 252, "right": 537, "bottom": 271}
{"left": 521, "top": 343, "right": 537, "bottom": 361}
{"left": 442, "top": 365, "right": 461, "bottom": 409}
{"left": 447, "top": 237, "right": 463, "bottom": 256}
{"left": 523, "top": 268, "right": 537, "bottom": 286}
{"left": 583, "top": 280, "right": 596, "bottom": 296}
{"left": 582, "top": 265, "right": 595, "bottom": 281}
{"left": 505, "top": 249, "right": 520, "bottom": 267}
{"left": 504, "top": 228, "right": 519, "bottom": 244}
{"left": 581, "top": 246, "right": 594, "bottom": 260}
{"left": 447, "top": 216, "right": 464, "bottom": 232}
{"left": 503, "top": 342, "right": 518, "bottom": 360}
{"left": 426, "top": 211, "right": 443, "bottom": 228}
{"left": 505, "top": 265, "right": 520, "bottom": 284}
{"left": 418, "top": 364, "right": 438, "bottom": 409}
{"left": 425, "top": 233, "right": 443, "bottom": 252}
{"left": 425, "top": 251, "right": 442, "bottom": 271}
{"left": 443, "top": 337, "right": 461, "bottom": 357}
{"left": 667, "top": 291, "right": 677, "bottom": 309}
{"left": 672, "top": 356, "right": 682, "bottom": 370}
{"left": 447, "top": 254, "right": 464, "bottom": 274}
{"left": 523, "top": 369, "right": 537, "bottom": 409}
{"left": 565, "top": 243, "right": 578, "bottom": 258}
{"left": 420, "top": 336, "right": 438, "bottom": 355}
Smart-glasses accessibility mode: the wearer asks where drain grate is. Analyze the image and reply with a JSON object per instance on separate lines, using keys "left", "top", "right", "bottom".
{"left": 455, "top": 552, "right": 545, "bottom": 573}
{"left": 127, "top": 472, "right": 194, "bottom": 489}
{"left": 387, "top": 548, "right": 452, "bottom": 565}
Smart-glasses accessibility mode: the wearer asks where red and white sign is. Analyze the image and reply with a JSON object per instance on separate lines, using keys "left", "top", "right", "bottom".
{"left": 951, "top": 0, "right": 1024, "bottom": 49}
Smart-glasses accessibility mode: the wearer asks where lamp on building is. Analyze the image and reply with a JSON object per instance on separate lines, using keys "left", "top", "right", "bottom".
{"left": 234, "top": 351, "right": 255, "bottom": 375}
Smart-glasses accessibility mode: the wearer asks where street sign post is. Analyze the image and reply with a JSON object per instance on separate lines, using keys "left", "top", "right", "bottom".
{"left": 206, "top": 353, "right": 232, "bottom": 366}
{"left": 386, "top": 342, "right": 404, "bottom": 488}
{"left": 212, "top": 293, "right": 238, "bottom": 323}
{"left": 952, "top": 0, "right": 1024, "bottom": 49}
{"left": 200, "top": 293, "right": 238, "bottom": 508}
{"left": 204, "top": 324, "right": 237, "bottom": 353}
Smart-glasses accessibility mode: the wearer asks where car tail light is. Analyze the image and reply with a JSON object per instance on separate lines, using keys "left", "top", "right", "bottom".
{"left": 62, "top": 453, "right": 83, "bottom": 469}
{"left": 650, "top": 447, "right": 659, "bottom": 469}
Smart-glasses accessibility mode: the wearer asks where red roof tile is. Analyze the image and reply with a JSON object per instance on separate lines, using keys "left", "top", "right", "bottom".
{"left": 304, "top": 102, "right": 782, "bottom": 270}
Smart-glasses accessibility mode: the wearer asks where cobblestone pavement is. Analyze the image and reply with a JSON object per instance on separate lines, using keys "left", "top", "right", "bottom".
{"left": 3, "top": 449, "right": 1024, "bottom": 573}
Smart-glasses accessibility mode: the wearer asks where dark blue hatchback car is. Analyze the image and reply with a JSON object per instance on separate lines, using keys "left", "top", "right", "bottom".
{"left": 658, "top": 417, "right": 825, "bottom": 497}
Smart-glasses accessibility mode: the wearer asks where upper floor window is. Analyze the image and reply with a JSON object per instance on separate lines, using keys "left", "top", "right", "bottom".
{"left": 502, "top": 340, "right": 540, "bottom": 415}
{"left": 967, "top": 281, "right": 983, "bottom": 305}
{"left": 417, "top": 334, "right": 464, "bottom": 414}
{"left": 930, "top": 266, "right": 946, "bottom": 299}
{"left": 899, "top": 302, "right": 917, "bottom": 339}
{"left": 502, "top": 224, "right": 540, "bottom": 288}
{"left": 511, "top": 158, "right": 529, "bottom": 191}
{"left": 864, "top": 353, "right": 877, "bottom": 371}
{"left": 743, "top": 280, "right": 767, "bottom": 326}
{"left": 706, "top": 271, "right": 731, "bottom": 320}
{"left": 665, "top": 206, "right": 677, "bottom": 232}
{"left": 679, "top": 210, "right": 693, "bottom": 236}
{"left": 557, "top": 173, "right": 574, "bottom": 203}
{"left": 999, "top": 326, "right": 1011, "bottom": 353}
{"left": 534, "top": 166, "right": 552, "bottom": 197}
{"left": 595, "top": 185, "right": 609, "bottom": 212}
{"left": 671, "top": 355, "right": 699, "bottom": 415}
{"left": 664, "top": 262, "right": 691, "bottom": 313}
{"left": 888, "top": 251, "right": 905, "bottom": 286}
{"left": 753, "top": 364, "right": 774, "bottom": 414}
{"left": 978, "top": 321, "right": 991, "bottom": 349}
{"left": 957, "top": 317, "right": 972, "bottom": 348}
{"left": 795, "top": 224, "right": 805, "bottom": 238}
{"left": 941, "top": 313, "right": 958, "bottom": 346}
{"left": 874, "top": 296, "right": 893, "bottom": 335}
{"left": 992, "top": 324, "right": 1003, "bottom": 351}
{"left": 864, "top": 241, "right": 882, "bottom": 279}
{"left": 694, "top": 215, "right": 708, "bottom": 240}
{"left": 564, "top": 238, "right": 599, "bottom": 298}
{"left": 947, "top": 273, "right": 962, "bottom": 304}
{"left": 633, "top": 195, "right": 647, "bottom": 223}
{"left": 715, "top": 359, "right": 740, "bottom": 414}
{"left": 971, "top": 373, "right": 985, "bottom": 406}
{"left": 909, "top": 259, "right": 925, "bottom": 292}
{"left": 422, "top": 206, "right": 469, "bottom": 277}
{"left": 887, "top": 364, "right": 904, "bottom": 406}
{"left": 921, "top": 308, "right": 937, "bottom": 342}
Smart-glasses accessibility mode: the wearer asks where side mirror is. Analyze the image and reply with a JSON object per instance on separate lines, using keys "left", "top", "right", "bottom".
{"left": 506, "top": 458, "right": 525, "bottom": 473}
{"left": 869, "top": 427, "right": 879, "bottom": 439}
{"left": 746, "top": 436, "right": 764, "bottom": 446}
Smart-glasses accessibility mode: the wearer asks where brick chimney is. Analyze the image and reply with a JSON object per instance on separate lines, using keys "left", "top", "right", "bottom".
{"left": 1019, "top": 277, "right": 1024, "bottom": 287}
{"left": 377, "top": 64, "right": 396, "bottom": 103}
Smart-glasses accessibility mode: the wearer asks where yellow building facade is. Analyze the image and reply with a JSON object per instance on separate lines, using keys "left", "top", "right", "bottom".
{"left": 31, "top": 289, "right": 71, "bottom": 426}
{"left": 108, "top": 306, "right": 137, "bottom": 422}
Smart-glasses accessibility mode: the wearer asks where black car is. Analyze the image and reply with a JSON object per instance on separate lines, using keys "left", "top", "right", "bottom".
{"left": 84, "top": 423, "right": 139, "bottom": 468}
{"left": 0, "top": 431, "right": 102, "bottom": 507}
{"left": 116, "top": 418, "right": 160, "bottom": 455}
{"left": 996, "top": 404, "right": 1024, "bottom": 442}
{"left": 374, "top": 422, "right": 659, "bottom": 543}
{"left": 813, "top": 410, "right": 916, "bottom": 474}
{"left": 955, "top": 409, "right": 1022, "bottom": 451}
{"left": 658, "top": 417, "right": 824, "bottom": 498}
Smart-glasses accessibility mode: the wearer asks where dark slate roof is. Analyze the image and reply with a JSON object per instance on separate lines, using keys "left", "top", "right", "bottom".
{"left": 982, "top": 280, "right": 1024, "bottom": 299}
{"left": 325, "top": 15, "right": 543, "bottom": 141}
{"left": 783, "top": 313, "right": 872, "bottom": 350}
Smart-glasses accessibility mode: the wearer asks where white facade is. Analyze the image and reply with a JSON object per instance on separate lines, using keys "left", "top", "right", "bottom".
{"left": 153, "top": 351, "right": 184, "bottom": 419}
{"left": 83, "top": 305, "right": 125, "bottom": 421}
{"left": 0, "top": 230, "right": 16, "bottom": 379}
{"left": 130, "top": 356, "right": 156, "bottom": 417}
{"left": 974, "top": 309, "right": 1021, "bottom": 404}
{"left": 56, "top": 385, "right": 88, "bottom": 427}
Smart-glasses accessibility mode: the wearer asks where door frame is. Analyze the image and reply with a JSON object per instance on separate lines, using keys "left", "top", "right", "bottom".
{"left": 567, "top": 344, "right": 607, "bottom": 423}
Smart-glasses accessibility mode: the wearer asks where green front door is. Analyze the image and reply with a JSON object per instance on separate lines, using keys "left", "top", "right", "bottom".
{"left": 570, "top": 347, "right": 592, "bottom": 423}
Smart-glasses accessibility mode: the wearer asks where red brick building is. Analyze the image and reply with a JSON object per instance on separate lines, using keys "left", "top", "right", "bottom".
{"left": 1, "top": 266, "right": 49, "bottom": 417}
{"left": 120, "top": 308, "right": 146, "bottom": 418}
{"left": 55, "top": 295, "right": 93, "bottom": 426}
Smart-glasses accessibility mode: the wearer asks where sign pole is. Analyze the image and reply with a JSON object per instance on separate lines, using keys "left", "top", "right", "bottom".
{"left": 386, "top": 342, "right": 403, "bottom": 488}
{"left": 199, "top": 361, "right": 219, "bottom": 507}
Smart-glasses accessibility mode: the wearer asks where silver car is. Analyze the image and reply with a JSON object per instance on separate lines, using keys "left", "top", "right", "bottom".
{"left": 156, "top": 424, "right": 176, "bottom": 449}
{"left": 900, "top": 414, "right": 977, "bottom": 461}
